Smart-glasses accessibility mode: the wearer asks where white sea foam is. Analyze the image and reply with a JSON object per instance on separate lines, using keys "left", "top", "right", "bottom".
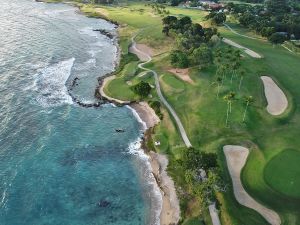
{"left": 126, "top": 106, "right": 162, "bottom": 225}
{"left": 78, "top": 27, "right": 100, "bottom": 38}
{"left": 0, "top": 188, "right": 7, "bottom": 208}
{"left": 35, "top": 58, "right": 75, "bottom": 107}
{"left": 126, "top": 105, "right": 147, "bottom": 130}
{"left": 127, "top": 139, "right": 162, "bottom": 225}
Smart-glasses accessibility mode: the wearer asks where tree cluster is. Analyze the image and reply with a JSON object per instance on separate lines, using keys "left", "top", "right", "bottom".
{"left": 147, "top": 3, "right": 170, "bottom": 16}
{"left": 214, "top": 47, "right": 254, "bottom": 126}
{"left": 205, "top": 12, "right": 226, "bottom": 25}
{"left": 131, "top": 81, "right": 152, "bottom": 98}
{"left": 226, "top": 0, "right": 300, "bottom": 43}
{"left": 162, "top": 16, "right": 218, "bottom": 68}
{"left": 180, "top": 147, "right": 226, "bottom": 206}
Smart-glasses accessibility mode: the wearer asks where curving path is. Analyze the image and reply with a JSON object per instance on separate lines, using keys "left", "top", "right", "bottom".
{"left": 223, "top": 23, "right": 265, "bottom": 41}
{"left": 223, "top": 145, "right": 281, "bottom": 225}
{"left": 130, "top": 36, "right": 192, "bottom": 148}
{"left": 222, "top": 38, "right": 262, "bottom": 58}
{"left": 130, "top": 36, "right": 222, "bottom": 225}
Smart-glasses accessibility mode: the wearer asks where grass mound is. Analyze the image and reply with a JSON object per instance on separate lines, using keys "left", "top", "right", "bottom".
{"left": 161, "top": 73, "right": 185, "bottom": 93}
{"left": 264, "top": 149, "right": 300, "bottom": 198}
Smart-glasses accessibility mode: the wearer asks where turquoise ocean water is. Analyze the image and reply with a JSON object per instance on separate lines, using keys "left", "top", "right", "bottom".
{"left": 0, "top": 1, "right": 161, "bottom": 224}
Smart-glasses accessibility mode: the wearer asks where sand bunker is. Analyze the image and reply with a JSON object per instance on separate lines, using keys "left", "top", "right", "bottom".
{"left": 223, "top": 145, "right": 281, "bottom": 225}
{"left": 168, "top": 68, "right": 194, "bottom": 84}
{"left": 261, "top": 76, "right": 288, "bottom": 115}
{"left": 222, "top": 38, "right": 262, "bottom": 58}
{"left": 129, "top": 43, "right": 154, "bottom": 61}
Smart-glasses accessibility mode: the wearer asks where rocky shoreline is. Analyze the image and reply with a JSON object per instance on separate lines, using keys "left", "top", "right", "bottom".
{"left": 37, "top": 0, "right": 180, "bottom": 224}
{"left": 131, "top": 103, "right": 180, "bottom": 225}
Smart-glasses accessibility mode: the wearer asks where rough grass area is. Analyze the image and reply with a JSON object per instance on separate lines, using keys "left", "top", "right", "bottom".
{"left": 72, "top": 1, "right": 300, "bottom": 224}
{"left": 161, "top": 73, "right": 186, "bottom": 93}
{"left": 264, "top": 149, "right": 300, "bottom": 198}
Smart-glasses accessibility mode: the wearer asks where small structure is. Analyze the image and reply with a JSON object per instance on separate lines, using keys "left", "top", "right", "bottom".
{"left": 154, "top": 141, "right": 161, "bottom": 146}
{"left": 196, "top": 168, "right": 207, "bottom": 182}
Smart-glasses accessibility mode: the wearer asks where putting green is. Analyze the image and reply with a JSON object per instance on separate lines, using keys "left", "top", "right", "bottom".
{"left": 264, "top": 149, "right": 300, "bottom": 198}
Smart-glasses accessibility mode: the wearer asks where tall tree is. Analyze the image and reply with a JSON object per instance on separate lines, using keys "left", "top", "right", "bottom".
{"left": 224, "top": 92, "right": 236, "bottom": 126}
{"left": 243, "top": 96, "right": 254, "bottom": 122}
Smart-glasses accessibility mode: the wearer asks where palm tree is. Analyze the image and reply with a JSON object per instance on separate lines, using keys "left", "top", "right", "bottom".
{"left": 223, "top": 63, "right": 230, "bottom": 83}
{"left": 231, "top": 61, "right": 241, "bottom": 83}
{"left": 216, "top": 76, "right": 222, "bottom": 98}
{"left": 242, "top": 96, "right": 254, "bottom": 122}
{"left": 223, "top": 92, "right": 236, "bottom": 127}
{"left": 238, "top": 69, "right": 246, "bottom": 90}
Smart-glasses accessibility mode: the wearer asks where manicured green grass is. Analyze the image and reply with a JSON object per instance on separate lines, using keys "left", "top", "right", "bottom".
{"left": 264, "top": 149, "right": 300, "bottom": 198}
{"left": 105, "top": 78, "right": 137, "bottom": 101}
{"left": 146, "top": 19, "right": 300, "bottom": 223}
{"left": 161, "top": 73, "right": 186, "bottom": 93}
{"left": 78, "top": 2, "right": 300, "bottom": 224}
{"left": 121, "top": 61, "right": 139, "bottom": 80}
{"left": 182, "top": 217, "right": 205, "bottom": 225}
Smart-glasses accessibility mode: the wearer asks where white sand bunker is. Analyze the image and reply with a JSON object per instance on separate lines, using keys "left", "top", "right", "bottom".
{"left": 261, "top": 76, "right": 288, "bottom": 115}
{"left": 223, "top": 145, "right": 281, "bottom": 225}
{"left": 222, "top": 38, "right": 262, "bottom": 58}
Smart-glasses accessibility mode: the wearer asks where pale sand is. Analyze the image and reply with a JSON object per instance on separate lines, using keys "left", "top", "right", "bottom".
{"left": 222, "top": 38, "right": 262, "bottom": 58}
{"left": 94, "top": 8, "right": 109, "bottom": 17}
{"left": 223, "top": 145, "right": 281, "bottom": 225}
{"left": 129, "top": 43, "right": 154, "bottom": 61}
{"left": 132, "top": 102, "right": 180, "bottom": 225}
{"left": 149, "top": 151, "right": 180, "bottom": 225}
{"left": 99, "top": 76, "right": 131, "bottom": 104}
{"left": 168, "top": 68, "right": 195, "bottom": 84}
{"left": 130, "top": 102, "right": 160, "bottom": 128}
{"left": 209, "top": 203, "right": 221, "bottom": 225}
{"left": 261, "top": 76, "right": 288, "bottom": 115}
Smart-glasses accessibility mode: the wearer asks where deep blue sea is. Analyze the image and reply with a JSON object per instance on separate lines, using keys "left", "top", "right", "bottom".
{"left": 0, "top": 1, "right": 161, "bottom": 224}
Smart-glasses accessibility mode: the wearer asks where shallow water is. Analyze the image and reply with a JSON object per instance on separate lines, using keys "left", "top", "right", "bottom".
{"left": 0, "top": 1, "right": 160, "bottom": 224}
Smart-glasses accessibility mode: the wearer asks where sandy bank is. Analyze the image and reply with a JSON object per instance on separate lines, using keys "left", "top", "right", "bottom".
{"left": 168, "top": 68, "right": 195, "bottom": 84}
{"left": 223, "top": 145, "right": 281, "bottom": 225}
{"left": 261, "top": 76, "right": 288, "bottom": 116}
{"left": 222, "top": 38, "right": 262, "bottom": 58}
{"left": 130, "top": 102, "right": 160, "bottom": 128}
{"left": 131, "top": 102, "right": 180, "bottom": 225}
{"left": 129, "top": 43, "right": 154, "bottom": 62}
{"left": 149, "top": 151, "right": 180, "bottom": 225}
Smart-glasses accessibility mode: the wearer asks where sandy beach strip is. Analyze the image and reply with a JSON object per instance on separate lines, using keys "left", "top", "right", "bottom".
{"left": 131, "top": 102, "right": 180, "bottom": 225}
{"left": 130, "top": 102, "right": 160, "bottom": 129}
{"left": 149, "top": 151, "right": 180, "bottom": 225}
{"left": 261, "top": 76, "right": 288, "bottom": 116}
{"left": 222, "top": 38, "right": 262, "bottom": 58}
{"left": 223, "top": 145, "right": 281, "bottom": 225}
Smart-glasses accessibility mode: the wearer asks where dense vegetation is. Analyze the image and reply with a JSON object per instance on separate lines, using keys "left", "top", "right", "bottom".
{"left": 162, "top": 15, "right": 218, "bottom": 68}
{"left": 179, "top": 148, "right": 225, "bottom": 207}
{"left": 131, "top": 81, "right": 152, "bottom": 97}
{"left": 227, "top": 0, "right": 300, "bottom": 43}
{"left": 71, "top": 1, "right": 300, "bottom": 224}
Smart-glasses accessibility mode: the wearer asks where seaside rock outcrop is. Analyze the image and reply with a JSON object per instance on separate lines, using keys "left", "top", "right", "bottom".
{"left": 93, "top": 29, "right": 114, "bottom": 39}
{"left": 98, "top": 200, "right": 111, "bottom": 208}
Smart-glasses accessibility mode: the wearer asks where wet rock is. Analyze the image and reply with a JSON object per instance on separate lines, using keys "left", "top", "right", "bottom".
{"left": 98, "top": 200, "right": 111, "bottom": 208}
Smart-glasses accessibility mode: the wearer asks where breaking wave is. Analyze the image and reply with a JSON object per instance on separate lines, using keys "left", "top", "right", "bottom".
{"left": 35, "top": 58, "right": 74, "bottom": 107}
